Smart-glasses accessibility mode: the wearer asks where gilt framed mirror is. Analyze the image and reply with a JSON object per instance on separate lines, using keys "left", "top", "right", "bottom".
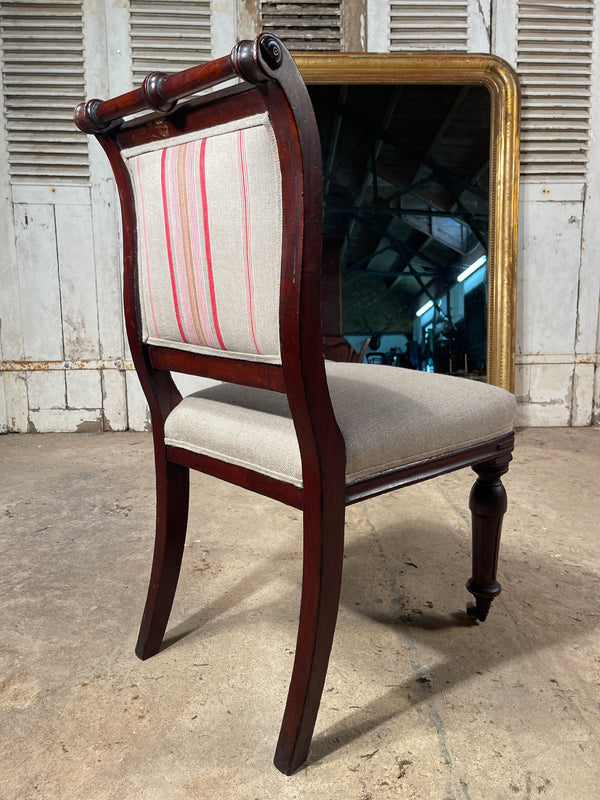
{"left": 294, "top": 53, "right": 520, "bottom": 392}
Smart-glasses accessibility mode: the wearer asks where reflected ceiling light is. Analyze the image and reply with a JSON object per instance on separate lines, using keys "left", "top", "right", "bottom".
{"left": 416, "top": 299, "right": 434, "bottom": 317}
{"left": 457, "top": 255, "right": 487, "bottom": 283}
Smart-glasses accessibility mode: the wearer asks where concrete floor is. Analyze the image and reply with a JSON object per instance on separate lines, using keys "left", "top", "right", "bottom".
{"left": 1, "top": 427, "right": 599, "bottom": 799}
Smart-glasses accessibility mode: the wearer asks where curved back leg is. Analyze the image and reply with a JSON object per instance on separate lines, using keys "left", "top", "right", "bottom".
{"left": 274, "top": 484, "right": 346, "bottom": 774}
{"left": 136, "top": 457, "right": 190, "bottom": 659}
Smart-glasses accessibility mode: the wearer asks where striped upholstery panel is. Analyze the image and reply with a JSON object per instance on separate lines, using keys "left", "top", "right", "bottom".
{"left": 122, "top": 114, "right": 283, "bottom": 363}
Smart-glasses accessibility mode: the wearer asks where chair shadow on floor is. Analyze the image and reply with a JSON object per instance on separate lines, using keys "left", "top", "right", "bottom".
{"left": 151, "top": 511, "right": 600, "bottom": 764}
{"left": 160, "top": 549, "right": 289, "bottom": 650}
{"left": 312, "top": 514, "right": 600, "bottom": 763}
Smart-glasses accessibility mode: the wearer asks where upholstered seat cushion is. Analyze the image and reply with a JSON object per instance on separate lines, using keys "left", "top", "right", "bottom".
{"left": 164, "top": 362, "right": 517, "bottom": 487}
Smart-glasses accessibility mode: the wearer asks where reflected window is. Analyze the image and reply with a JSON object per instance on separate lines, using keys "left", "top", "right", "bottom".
{"left": 310, "top": 83, "right": 491, "bottom": 378}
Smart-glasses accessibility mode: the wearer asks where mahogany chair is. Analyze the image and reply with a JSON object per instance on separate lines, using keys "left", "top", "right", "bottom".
{"left": 74, "top": 34, "right": 516, "bottom": 775}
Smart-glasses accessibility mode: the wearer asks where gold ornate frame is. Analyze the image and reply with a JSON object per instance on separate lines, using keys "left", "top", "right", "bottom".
{"left": 294, "top": 52, "right": 520, "bottom": 392}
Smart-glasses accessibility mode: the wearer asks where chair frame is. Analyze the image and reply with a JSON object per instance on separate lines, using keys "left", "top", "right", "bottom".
{"left": 75, "top": 34, "right": 514, "bottom": 775}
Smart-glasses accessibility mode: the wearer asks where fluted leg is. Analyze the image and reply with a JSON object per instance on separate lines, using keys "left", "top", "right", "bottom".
{"left": 274, "top": 487, "right": 345, "bottom": 775}
{"left": 136, "top": 457, "right": 190, "bottom": 659}
{"left": 466, "top": 455, "right": 511, "bottom": 622}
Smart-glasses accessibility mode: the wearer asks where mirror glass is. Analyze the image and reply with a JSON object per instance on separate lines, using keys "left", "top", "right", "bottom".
{"left": 309, "top": 83, "right": 490, "bottom": 379}
{"left": 295, "top": 52, "right": 520, "bottom": 392}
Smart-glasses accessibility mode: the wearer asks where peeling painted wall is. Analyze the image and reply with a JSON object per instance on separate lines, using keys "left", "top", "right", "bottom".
{"left": 0, "top": 0, "right": 599, "bottom": 432}
{"left": 0, "top": 0, "right": 225, "bottom": 434}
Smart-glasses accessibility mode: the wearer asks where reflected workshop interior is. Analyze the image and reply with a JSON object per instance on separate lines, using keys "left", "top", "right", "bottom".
{"left": 310, "top": 83, "right": 491, "bottom": 378}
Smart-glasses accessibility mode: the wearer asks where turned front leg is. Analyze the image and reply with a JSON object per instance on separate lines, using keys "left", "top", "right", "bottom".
{"left": 466, "top": 455, "right": 511, "bottom": 622}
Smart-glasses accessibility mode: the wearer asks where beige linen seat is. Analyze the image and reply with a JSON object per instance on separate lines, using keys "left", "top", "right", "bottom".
{"left": 74, "top": 34, "right": 516, "bottom": 775}
{"left": 165, "top": 362, "right": 516, "bottom": 487}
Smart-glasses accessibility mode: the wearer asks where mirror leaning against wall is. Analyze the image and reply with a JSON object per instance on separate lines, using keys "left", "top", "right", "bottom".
{"left": 295, "top": 52, "right": 520, "bottom": 392}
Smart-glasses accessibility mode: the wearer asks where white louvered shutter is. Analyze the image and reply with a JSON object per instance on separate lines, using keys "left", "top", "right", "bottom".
{"left": 260, "top": 1, "right": 342, "bottom": 50}
{"left": 390, "top": 0, "right": 469, "bottom": 51}
{"left": 517, "top": 0, "right": 594, "bottom": 181}
{"left": 0, "top": 0, "right": 88, "bottom": 184}
{"left": 129, "top": 0, "right": 212, "bottom": 87}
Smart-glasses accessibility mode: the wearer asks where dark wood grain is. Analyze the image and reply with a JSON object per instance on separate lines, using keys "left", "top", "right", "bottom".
{"left": 149, "top": 346, "right": 286, "bottom": 393}
{"left": 74, "top": 54, "right": 237, "bottom": 133}
{"left": 345, "top": 433, "right": 514, "bottom": 506}
{"left": 167, "top": 445, "right": 303, "bottom": 510}
{"left": 135, "top": 458, "right": 190, "bottom": 659}
{"left": 274, "top": 476, "right": 345, "bottom": 774}
{"left": 466, "top": 452, "right": 512, "bottom": 622}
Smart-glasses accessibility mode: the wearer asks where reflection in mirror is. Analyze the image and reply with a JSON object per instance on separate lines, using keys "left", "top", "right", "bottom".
{"left": 295, "top": 51, "right": 520, "bottom": 392}
{"left": 309, "top": 83, "right": 491, "bottom": 380}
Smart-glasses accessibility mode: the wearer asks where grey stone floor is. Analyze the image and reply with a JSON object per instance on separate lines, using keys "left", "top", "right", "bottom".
{"left": 1, "top": 427, "right": 599, "bottom": 799}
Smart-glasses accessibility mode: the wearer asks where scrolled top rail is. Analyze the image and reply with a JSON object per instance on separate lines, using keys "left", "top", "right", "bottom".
{"left": 74, "top": 34, "right": 285, "bottom": 134}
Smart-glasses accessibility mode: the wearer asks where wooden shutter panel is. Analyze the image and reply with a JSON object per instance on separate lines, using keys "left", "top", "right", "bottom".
{"left": 0, "top": 0, "right": 88, "bottom": 184}
{"left": 517, "top": 0, "right": 594, "bottom": 181}
{"left": 389, "top": 0, "right": 469, "bottom": 51}
{"left": 260, "top": 1, "right": 342, "bottom": 51}
{"left": 129, "top": 0, "right": 212, "bottom": 87}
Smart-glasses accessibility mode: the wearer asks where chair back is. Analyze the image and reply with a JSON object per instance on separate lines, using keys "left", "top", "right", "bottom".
{"left": 75, "top": 35, "right": 324, "bottom": 392}
{"left": 75, "top": 36, "right": 345, "bottom": 490}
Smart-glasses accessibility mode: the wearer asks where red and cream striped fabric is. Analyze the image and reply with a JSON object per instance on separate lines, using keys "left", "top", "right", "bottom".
{"left": 123, "top": 113, "right": 283, "bottom": 363}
